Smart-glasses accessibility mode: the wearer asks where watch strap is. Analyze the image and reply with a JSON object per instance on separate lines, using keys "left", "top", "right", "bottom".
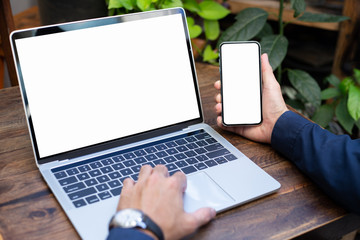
{"left": 142, "top": 214, "right": 164, "bottom": 240}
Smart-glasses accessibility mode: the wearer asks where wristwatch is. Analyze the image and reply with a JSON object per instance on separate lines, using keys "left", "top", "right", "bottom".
{"left": 109, "top": 208, "right": 164, "bottom": 240}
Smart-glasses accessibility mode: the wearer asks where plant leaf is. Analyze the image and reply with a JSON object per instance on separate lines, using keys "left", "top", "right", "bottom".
{"left": 204, "top": 20, "right": 220, "bottom": 40}
{"left": 325, "top": 74, "right": 341, "bottom": 87}
{"left": 311, "top": 104, "right": 334, "bottom": 128}
{"left": 288, "top": 69, "right": 321, "bottom": 107}
{"left": 186, "top": 17, "right": 202, "bottom": 39}
{"left": 161, "top": 0, "right": 183, "bottom": 9}
{"left": 255, "top": 22, "right": 273, "bottom": 39}
{"left": 354, "top": 68, "right": 360, "bottom": 85}
{"left": 183, "top": 0, "right": 201, "bottom": 13}
{"left": 197, "top": 1, "right": 230, "bottom": 20}
{"left": 260, "top": 34, "right": 288, "bottom": 70}
{"left": 108, "top": 0, "right": 123, "bottom": 9}
{"left": 336, "top": 97, "right": 355, "bottom": 134}
{"left": 321, "top": 88, "right": 341, "bottom": 100}
{"left": 217, "top": 8, "right": 268, "bottom": 47}
{"left": 298, "top": 12, "right": 349, "bottom": 22}
{"left": 203, "top": 45, "right": 218, "bottom": 62}
{"left": 120, "top": 0, "right": 134, "bottom": 10}
{"left": 348, "top": 85, "right": 360, "bottom": 120}
{"left": 291, "top": 0, "right": 306, "bottom": 18}
{"left": 137, "top": 0, "right": 152, "bottom": 11}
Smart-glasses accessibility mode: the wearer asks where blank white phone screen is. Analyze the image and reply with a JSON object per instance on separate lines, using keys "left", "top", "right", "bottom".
{"left": 221, "top": 42, "right": 261, "bottom": 125}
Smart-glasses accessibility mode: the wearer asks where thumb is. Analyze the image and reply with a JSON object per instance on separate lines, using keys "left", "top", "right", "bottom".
{"left": 189, "top": 207, "right": 216, "bottom": 228}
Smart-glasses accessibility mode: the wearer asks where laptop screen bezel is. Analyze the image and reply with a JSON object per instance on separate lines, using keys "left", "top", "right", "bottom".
{"left": 10, "top": 8, "right": 204, "bottom": 165}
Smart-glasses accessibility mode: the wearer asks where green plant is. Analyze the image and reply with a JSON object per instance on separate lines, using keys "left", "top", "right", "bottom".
{"left": 105, "top": 0, "right": 230, "bottom": 63}
{"left": 313, "top": 69, "right": 360, "bottom": 135}
{"left": 217, "top": 0, "right": 349, "bottom": 115}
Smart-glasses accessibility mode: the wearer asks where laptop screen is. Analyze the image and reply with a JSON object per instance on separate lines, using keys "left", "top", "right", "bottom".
{"left": 12, "top": 9, "right": 201, "bottom": 159}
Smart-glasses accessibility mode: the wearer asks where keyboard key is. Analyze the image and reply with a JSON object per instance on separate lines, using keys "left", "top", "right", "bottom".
{"left": 73, "top": 199, "right": 87, "bottom": 208}
{"left": 90, "top": 162, "right": 103, "bottom": 169}
{"left": 78, "top": 165, "right": 91, "bottom": 172}
{"left": 112, "top": 155, "right": 125, "bottom": 162}
{"left": 195, "top": 132, "right": 211, "bottom": 140}
{"left": 224, "top": 154, "right": 237, "bottom": 161}
{"left": 145, "top": 154, "right": 157, "bottom": 161}
{"left": 142, "top": 162, "right": 155, "bottom": 167}
{"left": 215, "top": 157, "right": 228, "bottom": 164}
{"left": 96, "top": 183, "right": 110, "bottom": 192}
{"left": 196, "top": 155, "right": 209, "bottom": 161}
{"left": 194, "top": 163, "right": 208, "bottom": 170}
{"left": 184, "top": 150, "right": 196, "bottom": 157}
{"left": 66, "top": 168, "right": 79, "bottom": 176}
{"left": 131, "top": 174, "right": 139, "bottom": 181}
{"left": 174, "top": 153, "right": 186, "bottom": 160}
{"left": 85, "top": 178, "right": 98, "bottom": 187}
{"left": 186, "top": 143, "right": 198, "bottom": 149}
{"left": 131, "top": 165, "right": 142, "bottom": 173}
{"left": 110, "top": 187, "right": 123, "bottom": 196}
{"left": 123, "top": 152, "right": 136, "bottom": 159}
{"left": 155, "top": 151, "right": 168, "bottom": 158}
{"left": 176, "top": 146, "right": 188, "bottom": 152}
{"left": 135, "top": 157, "right": 148, "bottom": 164}
{"left": 185, "top": 158, "right": 198, "bottom": 165}
{"left": 63, "top": 182, "right": 86, "bottom": 193}
{"left": 206, "top": 149, "right": 230, "bottom": 159}
{"left": 68, "top": 187, "right": 96, "bottom": 200}
{"left": 101, "top": 158, "right": 114, "bottom": 166}
{"left": 175, "top": 160, "right": 188, "bottom": 168}
{"left": 185, "top": 136, "right": 197, "bottom": 142}
{"left": 175, "top": 139, "right": 187, "bottom": 145}
{"left": 144, "top": 147, "right": 157, "bottom": 153}
{"left": 100, "top": 166, "right": 114, "bottom": 174}
{"left": 205, "top": 143, "right": 224, "bottom": 152}
{"left": 165, "top": 141, "right": 177, "bottom": 148}
{"left": 166, "top": 163, "right": 177, "bottom": 171}
{"left": 85, "top": 195, "right": 100, "bottom": 204}
{"left": 120, "top": 168, "right": 134, "bottom": 176}
{"left": 164, "top": 156, "right": 177, "bottom": 163}
{"left": 89, "top": 169, "right": 102, "bottom": 177}
{"left": 134, "top": 150, "right": 147, "bottom": 156}
{"left": 196, "top": 140, "right": 208, "bottom": 147}
{"left": 108, "top": 171, "right": 121, "bottom": 179}
{"left": 205, "top": 138, "right": 217, "bottom": 144}
{"left": 123, "top": 160, "right": 136, "bottom": 167}
{"left": 153, "top": 159, "right": 166, "bottom": 165}
{"left": 97, "top": 175, "right": 110, "bottom": 183}
{"left": 194, "top": 148, "right": 206, "bottom": 154}
{"left": 166, "top": 148, "right": 178, "bottom": 155}
{"left": 59, "top": 176, "right": 78, "bottom": 186}
{"left": 119, "top": 177, "right": 129, "bottom": 184}
{"left": 155, "top": 144, "right": 167, "bottom": 150}
{"left": 182, "top": 166, "right": 197, "bottom": 174}
{"left": 112, "top": 163, "right": 125, "bottom": 170}
{"left": 98, "top": 191, "right": 112, "bottom": 200}
{"left": 54, "top": 171, "right": 67, "bottom": 179}
{"left": 169, "top": 169, "right": 181, "bottom": 176}
{"left": 108, "top": 180, "right": 121, "bottom": 188}
{"left": 205, "top": 160, "right": 218, "bottom": 167}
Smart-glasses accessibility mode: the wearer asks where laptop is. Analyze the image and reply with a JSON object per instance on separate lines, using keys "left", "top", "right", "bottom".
{"left": 10, "top": 8, "right": 280, "bottom": 240}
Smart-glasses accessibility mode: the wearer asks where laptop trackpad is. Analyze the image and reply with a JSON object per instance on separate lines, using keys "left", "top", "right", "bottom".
{"left": 183, "top": 172, "right": 235, "bottom": 213}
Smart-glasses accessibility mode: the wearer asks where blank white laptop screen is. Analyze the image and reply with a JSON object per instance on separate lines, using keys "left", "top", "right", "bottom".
{"left": 15, "top": 14, "right": 200, "bottom": 158}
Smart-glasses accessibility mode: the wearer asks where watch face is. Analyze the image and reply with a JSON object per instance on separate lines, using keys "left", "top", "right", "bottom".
{"left": 115, "top": 209, "right": 144, "bottom": 228}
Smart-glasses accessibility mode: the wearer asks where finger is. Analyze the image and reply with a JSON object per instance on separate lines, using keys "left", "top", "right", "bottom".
{"left": 188, "top": 207, "right": 216, "bottom": 228}
{"left": 214, "top": 80, "right": 221, "bottom": 90}
{"left": 153, "top": 164, "right": 169, "bottom": 177}
{"left": 215, "top": 103, "right": 222, "bottom": 114}
{"left": 117, "top": 178, "right": 135, "bottom": 210}
{"left": 215, "top": 93, "right": 221, "bottom": 103}
{"left": 171, "top": 171, "right": 187, "bottom": 193}
{"left": 137, "top": 164, "right": 153, "bottom": 182}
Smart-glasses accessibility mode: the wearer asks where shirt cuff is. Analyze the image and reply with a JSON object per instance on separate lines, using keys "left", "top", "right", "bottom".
{"left": 271, "top": 111, "right": 311, "bottom": 160}
{"left": 107, "top": 228, "right": 155, "bottom": 240}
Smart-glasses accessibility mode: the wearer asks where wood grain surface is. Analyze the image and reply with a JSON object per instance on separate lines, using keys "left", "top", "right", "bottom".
{"left": 0, "top": 63, "right": 348, "bottom": 240}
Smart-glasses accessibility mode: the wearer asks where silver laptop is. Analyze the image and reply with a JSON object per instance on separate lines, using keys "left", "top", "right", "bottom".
{"left": 10, "top": 8, "right": 280, "bottom": 240}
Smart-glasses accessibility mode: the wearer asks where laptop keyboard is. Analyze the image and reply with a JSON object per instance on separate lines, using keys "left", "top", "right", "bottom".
{"left": 51, "top": 129, "right": 238, "bottom": 208}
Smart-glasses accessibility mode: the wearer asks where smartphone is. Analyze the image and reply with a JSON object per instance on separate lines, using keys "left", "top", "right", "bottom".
{"left": 219, "top": 41, "right": 262, "bottom": 126}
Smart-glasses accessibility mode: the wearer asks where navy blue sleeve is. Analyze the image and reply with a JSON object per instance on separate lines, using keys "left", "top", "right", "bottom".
{"left": 271, "top": 111, "right": 360, "bottom": 214}
{"left": 107, "top": 228, "right": 154, "bottom": 240}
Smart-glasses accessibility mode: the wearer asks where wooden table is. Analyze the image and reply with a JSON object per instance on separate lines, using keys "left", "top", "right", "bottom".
{"left": 0, "top": 62, "right": 356, "bottom": 240}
